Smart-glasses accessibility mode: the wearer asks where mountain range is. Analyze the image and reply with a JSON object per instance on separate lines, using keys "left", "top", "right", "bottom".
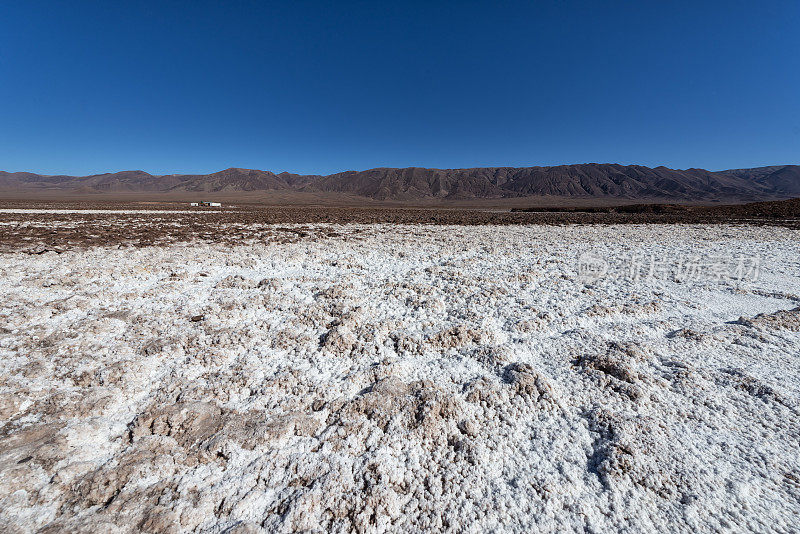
{"left": 1, "top": 164, "right": 799, "bottom": 204}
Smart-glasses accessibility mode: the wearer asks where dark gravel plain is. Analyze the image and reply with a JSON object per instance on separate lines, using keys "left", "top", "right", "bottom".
{"left": 1, "top": 198, "right": 798, "bottom": 252}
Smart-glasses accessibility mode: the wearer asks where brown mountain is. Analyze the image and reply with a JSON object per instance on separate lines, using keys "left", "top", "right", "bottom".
{"left": 720, "top": 165, "right": 800, "bottom": 197}
{"left": 1, "top": 164, "right": 798, "bottom": 203}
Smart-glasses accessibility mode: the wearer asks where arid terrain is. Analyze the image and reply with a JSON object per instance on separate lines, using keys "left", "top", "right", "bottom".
{"left": 1, "top": 198, "right": 799, "bottom": 253}
{"left": 1, "top": 206, "right": 799, "bottom": 532}
{"left": 3, "top": 0, "right": 798, "bottom": 529}
{"left": 3, "top": 163, "right": 800, "bottom": 204}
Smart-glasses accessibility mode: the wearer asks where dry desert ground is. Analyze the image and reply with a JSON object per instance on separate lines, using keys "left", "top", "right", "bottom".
{"left": 0, "top": 210, "right": 799, "bottom": 532}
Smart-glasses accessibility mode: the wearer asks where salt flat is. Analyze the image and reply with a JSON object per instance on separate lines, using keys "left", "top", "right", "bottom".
{"left": 0, "top": 224, "right": 798, "bottom": 533}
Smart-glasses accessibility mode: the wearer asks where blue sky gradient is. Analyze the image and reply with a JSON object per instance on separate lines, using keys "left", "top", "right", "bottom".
{"left": 1, "top": 1, "right": 798, "bottom": 175}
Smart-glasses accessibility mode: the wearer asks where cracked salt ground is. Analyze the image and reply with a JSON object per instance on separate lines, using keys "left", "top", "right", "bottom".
{"left": 0, "top": 224, "right": 799, "bottom": 533}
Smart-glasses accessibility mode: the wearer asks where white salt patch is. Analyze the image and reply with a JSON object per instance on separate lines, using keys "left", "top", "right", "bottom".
{"left": 0, "top": 224, "right": 798, "bottom": 532}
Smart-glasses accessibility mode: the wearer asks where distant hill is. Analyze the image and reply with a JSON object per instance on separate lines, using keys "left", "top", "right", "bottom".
{"left": 1, "top": 164, "right": 798, "bottom": 203}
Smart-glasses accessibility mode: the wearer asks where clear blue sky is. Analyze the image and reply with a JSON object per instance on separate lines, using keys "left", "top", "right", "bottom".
{"left": 1, "top": 1, "right": 798, "bottom": 176}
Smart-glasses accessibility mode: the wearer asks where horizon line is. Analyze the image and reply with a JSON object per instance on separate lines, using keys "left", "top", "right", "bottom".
{"left": 3, "top": 161, "right": 797, "bottom": 178}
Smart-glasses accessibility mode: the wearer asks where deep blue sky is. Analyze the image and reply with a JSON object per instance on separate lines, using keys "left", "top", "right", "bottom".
{"left": 1, "top": 1, "right": 798, "bottom": 176}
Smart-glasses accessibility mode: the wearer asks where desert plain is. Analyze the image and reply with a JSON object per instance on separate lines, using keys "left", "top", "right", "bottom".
{"left": 0, "top": 204, "right": 798, "bottom": 532}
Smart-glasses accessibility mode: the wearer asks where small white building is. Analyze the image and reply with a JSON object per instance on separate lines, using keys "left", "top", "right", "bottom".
{"left": 190, "top": 202, "right": 199, "bottom": 206}
{"left": 191, "top": 201, "right": 222, "bottom": 207}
